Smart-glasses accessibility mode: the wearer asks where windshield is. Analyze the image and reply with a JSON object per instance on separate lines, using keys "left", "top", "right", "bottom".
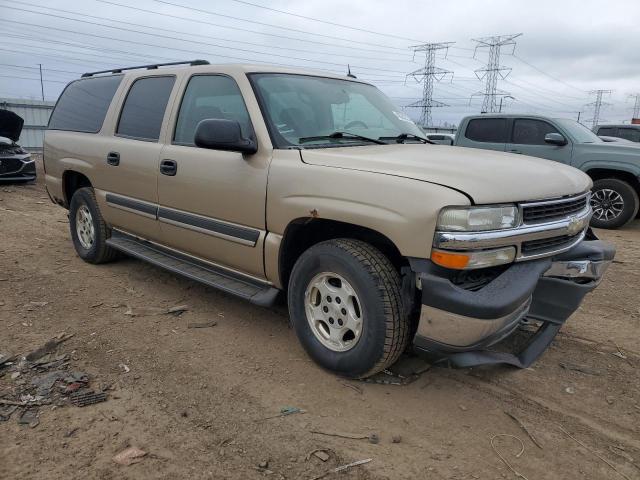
{"left": 554, "top": 118, "right": 603, "bottom": 143}
{"left": 250, "top": 73, "right": 425, "bottom": 148}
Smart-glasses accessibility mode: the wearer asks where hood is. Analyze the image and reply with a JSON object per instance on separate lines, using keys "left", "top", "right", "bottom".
{"left": 0, "top": 109, "right": 24, "bottom": 142}
{"left": 300, "top": 144, "right": 591, "bottom": 204}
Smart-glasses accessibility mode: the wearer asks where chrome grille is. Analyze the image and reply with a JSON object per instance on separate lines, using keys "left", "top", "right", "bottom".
{"left": 522, "top": 194, "right": 588, "bottom": 223}
{"left": 521, "top": 233, "right": 581, "bottom": 255}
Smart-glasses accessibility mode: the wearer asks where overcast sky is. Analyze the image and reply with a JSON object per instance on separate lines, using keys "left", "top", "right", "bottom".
{"left": 1, "top": 0, "right": 639, "bottom": 127}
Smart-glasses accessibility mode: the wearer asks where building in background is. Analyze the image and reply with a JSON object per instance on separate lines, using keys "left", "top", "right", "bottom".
{"left": 0, "top": 98, "right": 55, "bottom": 152}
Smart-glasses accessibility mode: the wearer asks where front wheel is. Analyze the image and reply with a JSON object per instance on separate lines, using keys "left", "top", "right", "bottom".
{"left": 590, "top": 178, "right": 639, "bottom": 229}
{"left": 287, "top": 239, "right": 409, "bottom": 378}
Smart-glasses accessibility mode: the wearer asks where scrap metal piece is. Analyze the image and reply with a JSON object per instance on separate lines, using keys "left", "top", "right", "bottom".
{"left": 69, "top": 389, "right": 107, "bottom": 407}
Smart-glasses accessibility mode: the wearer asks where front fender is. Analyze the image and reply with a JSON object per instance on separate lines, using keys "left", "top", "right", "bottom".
{"left": 266, "top": 150, "right": 470, "bottom": 260}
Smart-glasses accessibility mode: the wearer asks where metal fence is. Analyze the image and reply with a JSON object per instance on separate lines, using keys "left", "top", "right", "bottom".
{"left": 0, "top": 98, "right": 55, "bottom": 152}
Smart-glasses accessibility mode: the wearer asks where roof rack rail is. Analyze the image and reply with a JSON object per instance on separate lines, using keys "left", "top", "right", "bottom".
{"left": 81, "top": 59, "right": 209, "bottom": 78}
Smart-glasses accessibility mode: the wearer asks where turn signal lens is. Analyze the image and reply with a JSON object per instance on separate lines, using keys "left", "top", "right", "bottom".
{"left": 431, "top": 247, "right": 516, "bottom": 270}
{"left": 431, "top": 250, "right": 470, "bottom": 269}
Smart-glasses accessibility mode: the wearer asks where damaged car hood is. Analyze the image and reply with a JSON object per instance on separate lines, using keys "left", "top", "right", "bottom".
{"left": 300, "top": 144, "right": 591, "bottom": 204}
{"left": 0, "top": 109, "right": 24, "bottom": 143}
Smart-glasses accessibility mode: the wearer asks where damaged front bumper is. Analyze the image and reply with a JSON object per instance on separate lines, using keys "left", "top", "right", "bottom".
{"left": 0, "top": 152, "right": 36, "bottom": 182}
{"left": 412, "top": 235, "right": 615, "bottom": 368}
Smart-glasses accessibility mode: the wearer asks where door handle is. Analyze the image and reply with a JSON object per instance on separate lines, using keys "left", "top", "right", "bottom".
{"left": 160, "top": 159, "right": 177, "bottom": 176}
{"left": 106, "top": 151, "right": 120, "bottom": 166}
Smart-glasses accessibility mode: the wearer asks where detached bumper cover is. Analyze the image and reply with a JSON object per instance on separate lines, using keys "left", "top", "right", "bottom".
{"left": 414, "top": 238, "right": 615, "bottom": 368}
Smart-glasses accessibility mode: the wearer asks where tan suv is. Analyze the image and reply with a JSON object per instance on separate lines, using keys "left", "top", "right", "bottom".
{"left": 44, "top": 60, "right": 614, "bottom": 378}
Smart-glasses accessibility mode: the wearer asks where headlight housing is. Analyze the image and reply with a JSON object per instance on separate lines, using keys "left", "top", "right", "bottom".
{"left": 437, "top": 205, "right": 519, "bottom": 232}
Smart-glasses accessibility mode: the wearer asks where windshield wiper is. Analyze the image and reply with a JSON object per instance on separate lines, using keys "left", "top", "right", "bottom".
{"left": 378, "top": 133, "right": 433, "bottom": 144}
{"left": 298, "top": 131, "right": 387, "bottom": 145}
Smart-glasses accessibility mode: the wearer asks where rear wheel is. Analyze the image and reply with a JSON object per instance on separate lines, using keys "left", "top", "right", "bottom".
{"left": 69, "top": 187, "right": 119, "bottom": 264}
{"left": 590, "top": 178, "right": 639, "bottom": 229}
{"left": 287, "top": 239, "right": 409, "bottom": 378}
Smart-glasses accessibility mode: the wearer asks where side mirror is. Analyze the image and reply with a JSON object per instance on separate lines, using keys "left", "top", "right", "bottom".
{"left": 194, "top": 119, "right": 257, "bottom": 154}
{"left": 544, "top": 132, "right": 567, "bottom": 146}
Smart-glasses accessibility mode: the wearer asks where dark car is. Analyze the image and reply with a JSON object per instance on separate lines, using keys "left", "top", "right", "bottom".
{"left": 594, "top": 124, "right": 640, "bottom": 143}
{"left": 0, "top": 109, "right": 36, "bottom": 183}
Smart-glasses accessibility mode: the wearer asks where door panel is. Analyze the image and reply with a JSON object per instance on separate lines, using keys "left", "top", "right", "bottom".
{"left": 97, "top": 75, "right": 177, "bottom": 240}
{"left": 157, "top": 74, "right": 270, "bottom": 278}
{"left": 507, "top": 118, "right": 572, "bottom": 164}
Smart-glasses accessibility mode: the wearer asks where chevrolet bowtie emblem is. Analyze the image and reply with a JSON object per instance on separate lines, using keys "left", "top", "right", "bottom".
{"left": 566, "top": 216, "right": 583, "bottom": 236}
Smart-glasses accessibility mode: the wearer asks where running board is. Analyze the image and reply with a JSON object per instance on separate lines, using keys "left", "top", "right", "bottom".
{"left": 106, "top": 231, "right": 279, "bottom": 307}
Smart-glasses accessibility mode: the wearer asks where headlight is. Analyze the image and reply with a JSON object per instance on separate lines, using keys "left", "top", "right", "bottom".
{"left": 437, "top": 205, "right": 519, "bottom": 232}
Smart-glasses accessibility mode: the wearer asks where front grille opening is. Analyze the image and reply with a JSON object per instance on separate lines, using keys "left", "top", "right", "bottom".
{"left": 0, "top": 157, "right": 24, "bottom": 174}
{"left": 522, "top": 196, "right": 587, "bottom": 223}
{"left": 521, "top": 233, "right": 580, "bottom": 255}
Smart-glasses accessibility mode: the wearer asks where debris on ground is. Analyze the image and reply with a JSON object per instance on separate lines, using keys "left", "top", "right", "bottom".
{"left": 119, "top": 363, "right": 130, "bottom": 374}
{"left": 306, "top": 449, "right": 332, "bottom": 462}
{"left": 167, "top": 305, "right": 189, "bottom": 316}
{"left": 310, "top": 430, "right": 369, "bottom": 440}
{"left": 0, "top": 333, "right": 108, "bottom": 427}
{"left": 187, "top": 320, "right": 217, "bottom": 329}
{"left": 124, "top": 305, "right": 190, "bottom": 317}
{"left": 504, "top": 411, "right": 543, "bottom": 449}
{"left": 310, "top": 458, "right": 372, "bottom": 480}
{"left": 391, "top": 435, "right": 402, "bottom": 444}
{"left": 565, "top": 386, "right": 576, "bottom": 394}
{"left": 258, "top": 459, "right": 269, "bottom": 469}
{"left": 70, "top": 389, "right": 108, "bottom": 407}
{"left": 559, "top": 362, "right": 602, "bottom": 376}
{"left": 368, "top": 433, "right": 380, "bottom": 444}
{"left": 259, "top": 406, "right": 306, "bottom": 421}
{"left": 113, "top": 446, "right": 148, "bottom": 466}
{"left": 361, "top": 354, "right": 431, "bottom": 385}
{"left": 25, "top": 333, "right": 74, "bottom": 362}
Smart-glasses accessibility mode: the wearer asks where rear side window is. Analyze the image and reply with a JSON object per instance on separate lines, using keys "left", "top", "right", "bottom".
{"left": 618, "top": 128, "right": 640, "bottom": 142}
{"left": 174, "top": 75, "right": 252, "bottom": 145}
{"left": 48, "top": 75, "right": 122, "bottom": 133}
{"left": 117, "top": 76, "right": 175, "bottom": 141}
{"left": 465, "top": 118, "right": 508, "bottom": 143}
{"left": 597, "top": 127, "right": 617, "bottom": 136}
{"left": 512, "top": 119, "right": 559, "bottom": 145}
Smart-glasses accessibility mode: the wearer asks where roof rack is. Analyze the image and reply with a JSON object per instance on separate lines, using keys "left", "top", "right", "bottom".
{"left": 81, "top": 59, "right": 209, "bottom": 78}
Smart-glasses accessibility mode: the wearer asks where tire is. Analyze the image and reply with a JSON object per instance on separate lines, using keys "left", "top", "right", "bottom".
{"left": 590, "top": 178, "right": 639, "bottom": 229}
{"left": 69, "top": 187, "right": 119, "bottom": 264}
{"left": 287, "top": 239, "right": 409, "bottom": 378}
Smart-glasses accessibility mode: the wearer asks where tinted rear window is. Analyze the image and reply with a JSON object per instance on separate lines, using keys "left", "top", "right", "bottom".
{"left": 597, "top": 127, "right": 617, "bottom": 136}
{"left": 465, "top": 118, "right": 508, "bottom": 143}
{"left": 619, "top": 128, "right": 640, "bottom": 142}
{"left": 117, "top": 76, "right": 175, "bottom": 141}
{"left": 48, "top": 75, "right": 122, "bottom": 133}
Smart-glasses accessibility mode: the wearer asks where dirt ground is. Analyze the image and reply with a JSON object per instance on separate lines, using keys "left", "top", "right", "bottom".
{"left": 1, "top": 158, "right": 639, "bottom": 480}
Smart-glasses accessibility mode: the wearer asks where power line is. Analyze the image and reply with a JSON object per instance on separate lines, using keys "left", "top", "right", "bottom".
{"left": 512, "top": 54, "right": 584, "bottom": 93}
{"left": 472, "top": 33, "right": 522, "bottom": 113}
{"left": 5, "top": 0, "right": 413, "bottom": 64}
{"left": 0, "top": 16, "right": 411, "bottom": 75}
{"left": 221, "top": 0, "right": 426, "bottom": 43}
{"left": 100, "top": 0, "right": 411, "bottom": 52}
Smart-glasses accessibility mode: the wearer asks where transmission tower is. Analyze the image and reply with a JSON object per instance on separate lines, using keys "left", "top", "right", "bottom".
{"left": 471, "top": 33, "right": 522, "bottom": 113}
{"left": 629, "top": 93, "right": 640, "bottom": 120}
{"left": 586, "top": 89, "right": 612, "bottom": 128}
{"left": 404, "top": 42, "right": 454, "bottom": 128}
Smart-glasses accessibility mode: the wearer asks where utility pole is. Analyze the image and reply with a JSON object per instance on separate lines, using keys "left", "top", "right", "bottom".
{"left": 472, "top": 33, "right": 522, "bottom": 113}
{"left": 405, "top": 42, "right": 454, "bottom": 128}
{"left": 586, "top": 89, "right": 612, "bottom": 128}
{"left": 629, "top": 93, "right": 640, "bottom": 120}
{"left": 38, "top": 63, "right": 44, "bottom": 101}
